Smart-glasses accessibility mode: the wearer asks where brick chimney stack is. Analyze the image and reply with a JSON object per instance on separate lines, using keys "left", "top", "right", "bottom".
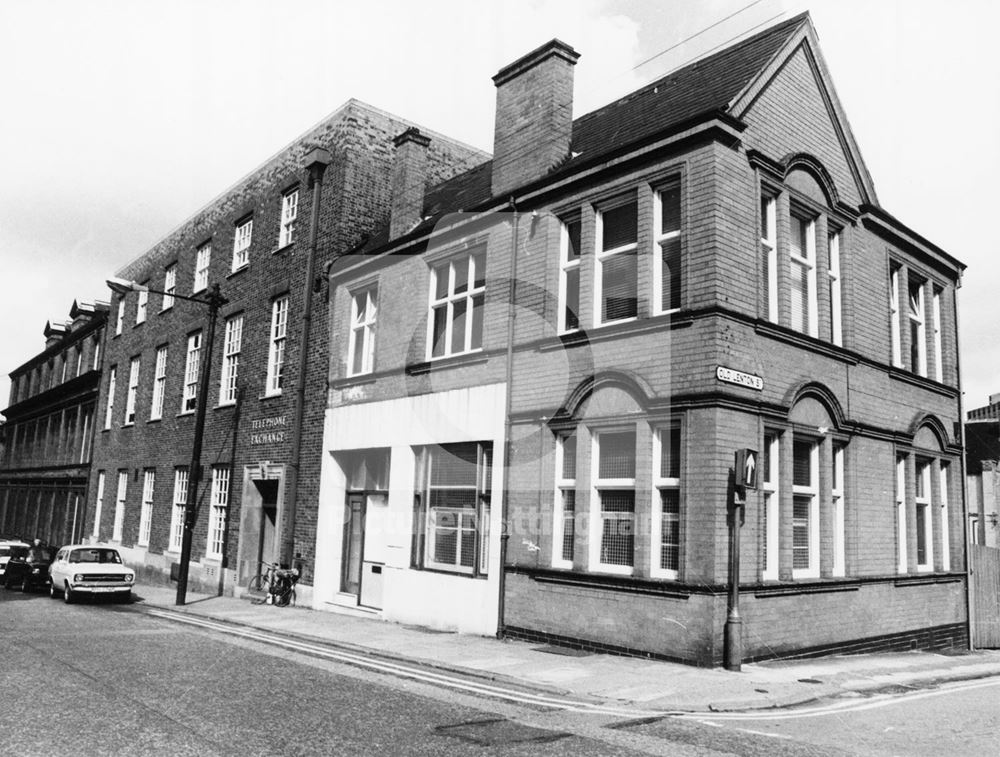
{"left": 491, "top": 39, "right": 580, "bottom": 199}
{"left": 389, "top": 127, "right": 431, "bottom": 239}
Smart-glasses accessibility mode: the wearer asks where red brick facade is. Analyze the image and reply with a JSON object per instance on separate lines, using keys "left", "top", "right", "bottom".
{"left": 320, "top": 18, "right": 968, "bottom": 664}
{"left": 87, "top": 100, "right": 486, "bottom": 594}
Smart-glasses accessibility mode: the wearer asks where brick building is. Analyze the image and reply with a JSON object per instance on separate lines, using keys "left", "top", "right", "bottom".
{"left": 1, "top": 301, "right": 108, "bottom": 545}
{"left": 315, "top": 15, "right": 969, "bottom": 663}
{"left": 88, "top": 100, "right": 486, "bottom": 597}
{"left": 965, "top": 397, "right": 999, "bottom": 548}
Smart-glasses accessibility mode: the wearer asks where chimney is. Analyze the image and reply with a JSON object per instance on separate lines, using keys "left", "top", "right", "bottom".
{"left": 491, "top": 39, "right": 580, "bottom": 198}
{"left": 389, "top": 127, "right": 431, "bottom": 239}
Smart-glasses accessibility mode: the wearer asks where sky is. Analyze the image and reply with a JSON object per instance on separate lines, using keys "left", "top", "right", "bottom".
{"left": 1, "top": 0, "right": 998, "bottom": 416}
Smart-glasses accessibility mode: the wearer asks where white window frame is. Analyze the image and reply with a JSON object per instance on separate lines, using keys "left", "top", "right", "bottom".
{"left": 791, "top": 437, "right": 820, "bottom": 579}
{"left": 890, "top": 265, "right": 902, "bottom": 367}
{"left": 788, "top": 212, "right": 817, "bottom": 337}
{"left": 915, "top": 459, "right": 933, "bottom": 572}
{"left": 279, "top": 188, "right": 299, "bottom": 248}
{"left": 932, "top": 288, "right": 943, "bottom": 382}
{"left": 594, "top": 197, "right": 639, "bottom": 327}
{"left": 652, "top": 424, "right": 681, "bottom": 579}
{"left": 92, "top": 335, "right": 101, "bottom": 370}
{"left": 590, "top": 428, "right": 636, "bottom": 575}
{"left": 124, "top": 356, "right": 140, "bottom": 425}
{"left": 908, "top": 277, "right": 926, "bottom": 376}
{"left": 194, "top": 243, "right": 211, "bottom": 294}
{"left": 896, "top": 455, "right": 908, "bottom": 573}
{"left": 169, "top": 468, "right": 188, "bottom": 553}
{"left": 427, "top": 249, "right": 486, "bottom": 359}
{"left": 115, "top": 298, "right": 125, "bottom": 335}
{"left": 552, "top": 432, "right": 576, "bottom": 569}
{"left": 828, "top": 231, "right": 842, "bottom": 346}
{"left": 182, "top": 332, "right": 202, "bottom": 413}
{"left": 207, "top": 467, "right": 230, "bottom": 560}
{"left": 265, "top": 296, "right": 288, "bottom": 396}
{"left": 92, "top": 471, "right": 105, "bottom": 538}
{"left": 75, "top": 343, "right": 83, "bottom": 378}
{"left": 761, "top": 195, "right": 778, "bottom": 322}
{"left": 103, "top": 366, "right": 117, "bottom": 429}
{"left": 653, "top": 184, "right": 682, "bottom": 315}
{"left": 347, "top": 287, "right": 378, "bottom": 376}
{"left": 138, "top": 469, "right": 154, "bottom": 547}
{"left": 232, "top": 217, "right": 253, "bottom": 271}
{"left": 219, "top": 314, "right": 243, "bottom": 406}
{"left": 422, "top": 443, "right": 491, "bottom": 575}
{"left": 162, "top": 264, "right": 176, "bottom": 311}
{"left": 762, "top": 432, "right": 779, "bottom": 580}
{"left": 557, "top": 216, "right": 581, "bottom": 334}
{"left": 150, "top": 345, "right": 167, "bottom": 421}
{"left": 832, "top": 443, "right": 846, "bottom": 577}
{"left": 113, "top": 470, "right": 127, "bottom": 542}
{"left": 136, "top": 286, "right": 148, "bottom": 325}
{"left": 939, "top": 461, "right": 951, "bottom": 571}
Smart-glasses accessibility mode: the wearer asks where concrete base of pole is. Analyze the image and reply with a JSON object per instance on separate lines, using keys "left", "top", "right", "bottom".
{"left": 724, "top": 616, "right": 743, "bottom": 672}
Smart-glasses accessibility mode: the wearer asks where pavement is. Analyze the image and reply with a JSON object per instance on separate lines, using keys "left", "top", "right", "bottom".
{"left": 128, "top": 584, "right": 1000, "bottom": 714}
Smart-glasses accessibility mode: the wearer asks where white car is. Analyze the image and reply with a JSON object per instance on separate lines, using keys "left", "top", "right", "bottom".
{"left": 0, "top": 540, "right": 30, "bottom": 579}
{"left": 49, "top": 545, "right": 135, "bottom": 603}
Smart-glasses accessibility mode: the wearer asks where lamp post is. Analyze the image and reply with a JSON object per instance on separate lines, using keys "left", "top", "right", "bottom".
{"left": 106, "top": 277, "right": 228, "bottom": 605}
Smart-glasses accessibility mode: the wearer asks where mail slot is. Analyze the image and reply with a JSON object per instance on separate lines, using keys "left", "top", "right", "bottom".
{"left": 371, "top": 565, "right": 382, "bottom": 575}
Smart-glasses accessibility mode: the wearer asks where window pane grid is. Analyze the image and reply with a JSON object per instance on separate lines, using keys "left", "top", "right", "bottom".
{"left": 424, "top": 442, "right": 491, "bottom": 574}
{"left": 232, "top": 218, "right": 252, "bottom": 270}
{"left": 170, "top": 468, "right": 188, "bottom": 552}
{"left": 220, "top": 315, "right": 243, "bottom": 405}
{"left": 348, "top": 287, "right": 378, "bottom": 376}
{"left": 183, "top": 332, "right": 202, "bottom": 412}
{"left": 125, "top": 357, "right": 140, "bottom": 425}
{"left": 138, "top": 470, "right": 154, "bottom": 547}
{"left": 151, "top": 346, "right": 167, "bottom": 420}
{"left": 559, "top": 218, "right": 581, "bottom": 332}
{"left": 280, "top": 189, "right": 299, "bottom": 247}
{"left": 163, "top": 265, "right": 176, "bottom": 310}
{"left": 554, "top": 432, "right": 576, "bottom": 567}
{"left": 267, "top": 296, "right": 289, "bottom": 394}
{"left": 207, "top": 467, "right": 230, "bottom": 560}
{"left": 428, "top": 249, "right": 486, "bottom": 359}
{"left": 194, "top": 244, "right": 211, "bottom": 293}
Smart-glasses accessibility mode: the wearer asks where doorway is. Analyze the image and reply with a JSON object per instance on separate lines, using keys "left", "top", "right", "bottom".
{"left": 340, "top": 491, "right": 387, "bottom": 609}
{"left": 256, "top": 480, "right": 279, "bottom": 570}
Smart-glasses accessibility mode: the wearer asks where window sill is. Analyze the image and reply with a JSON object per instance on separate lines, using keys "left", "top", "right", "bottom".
{"left": 159, "top": 306, "right": 174, "bottom": 314}
{"left": 406, "top": 351, "right": 489, "bottom": 376}
{"left": 331, "top": 373, "right": 378, "bottom": 390}
{"left": 259, "top": 391, "right": 283, "bottom": 401}
{"left": 176, "top": 410, "right": 195, "bottom": 418}
{"left": 133, "top": 321, "right": 146, "bottom": 328}
{"left": 147, "top": 417, "right": 162, "bottom": 424}
{"left": 593, "top": 564, "right": 634, "bottom": 577}
{"left": 228, "top": 264, "right": 249, "bottom": 279}
{"left": 122, "top": 422, "right": 134, "bottom": 428}
{"left": 418, "top": 565, "right": 480, "bottom": 579}
{"left": 215, "top": 401, "right": 237, "bottom": 410}
{"left": 539, "top": 312, "right": 694, "bottom": 353}
{"left": 273, "top": 242, "right": 295, "bottom": 255}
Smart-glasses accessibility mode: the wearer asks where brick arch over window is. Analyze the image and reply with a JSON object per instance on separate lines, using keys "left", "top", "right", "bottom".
{"left": 783, "top": 381, "right": 846, "bottom": 430}
{"left": 553, "top": 370, "right": 652, "bottom": 423}
{"left": 781, "top": 152, "right": 841, "bottom": 208}
{"left": 909, "top": 414, "right": 950, "bottom": 452}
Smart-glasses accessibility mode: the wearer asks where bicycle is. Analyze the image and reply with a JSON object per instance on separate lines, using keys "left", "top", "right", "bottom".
{"left": 247, "top": 561, "right": 299, "bottom": 606}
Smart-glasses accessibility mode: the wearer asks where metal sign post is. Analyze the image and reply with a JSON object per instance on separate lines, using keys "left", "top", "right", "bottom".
{"left": 725, "top": 448, "right": 758, "bottom": 672}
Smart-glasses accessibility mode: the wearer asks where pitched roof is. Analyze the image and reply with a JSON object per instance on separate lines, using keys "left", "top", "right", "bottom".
{"left": 355, "top": 13, "right": 809, "bottom": 256}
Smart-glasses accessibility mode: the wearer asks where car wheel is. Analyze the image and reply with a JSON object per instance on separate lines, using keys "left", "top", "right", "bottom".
{"left": 49, "top": 583, "right": 58, "bottom": 599}
{"left": 63, "top": 582, "right": 74, "bottom": 604}
{"left": 19, "top": 576, "right": 29, "bottom": 593}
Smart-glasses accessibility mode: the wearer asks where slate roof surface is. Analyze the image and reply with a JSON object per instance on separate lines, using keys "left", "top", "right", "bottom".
{"left": 352, "top": 13, "right": 808, "bottom": 257}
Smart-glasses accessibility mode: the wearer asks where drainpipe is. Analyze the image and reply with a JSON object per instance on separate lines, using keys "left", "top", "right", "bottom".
{"left": 281, "top": 147, "right": 331, "bottom": 570}
{"left": 954, "top": 274, "right": 975, "bottom": 651}
{"left": 497, "top": 198, "right": 519, "bottom": 639}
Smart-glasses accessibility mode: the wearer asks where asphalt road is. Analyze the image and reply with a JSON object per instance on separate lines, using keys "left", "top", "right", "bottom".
{"left": 3, "top": 587, "right": 998, "bottom": 756}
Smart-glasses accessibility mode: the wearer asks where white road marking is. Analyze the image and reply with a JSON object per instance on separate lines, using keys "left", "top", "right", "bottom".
{"left": 140, "top": 607, "right": 668, "bottom": 718}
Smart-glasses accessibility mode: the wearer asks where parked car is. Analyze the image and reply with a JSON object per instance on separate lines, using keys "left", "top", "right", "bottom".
{"left": 4, "top": 544, "right": 57, "bottom": 592}
{"left": 49, "top": 545, "right": 135, "bottom": 603}
{"left": 0, "top": 540, "right": 30, "bottom": 580}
